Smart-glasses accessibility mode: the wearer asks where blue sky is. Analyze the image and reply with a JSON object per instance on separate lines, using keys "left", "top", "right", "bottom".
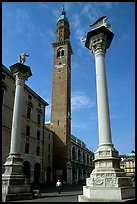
{"left": 2, "top": 2, "right": 135, "bottom": 155}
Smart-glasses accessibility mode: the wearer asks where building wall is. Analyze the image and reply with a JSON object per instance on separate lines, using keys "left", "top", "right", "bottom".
{"left": 2, "top": 66, "right": 15, "bottom": 167}
{"left": 120, "top": 154, "right": 135, "bottom": 178}
{"left": 68, "top": 135, "right": 94, "bottom": 184}
{"left": 43, "top": 125, "right": 53, "bottom": 183}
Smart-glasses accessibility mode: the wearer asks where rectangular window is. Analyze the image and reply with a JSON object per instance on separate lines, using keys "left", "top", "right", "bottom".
{"left": 2, "top": 89, "right": 4, "bottom": 104}
{"left": 57, "top": 120, "right": 59, "bottom": 126}
{"left": 26, "top": 126, "right": 30, "bottom": 136}
{"left": 38, "top": 103, "right": 41, "bottom": 107}
{"left": 48, "top": 155, "right": 50, "bottom": 165}
{"left": 36, "top": 146, "right": 40, "bottom": 156}
{"left": 28, "top": 94, "right": 32, "bottom": 100}
{"left": 25, "top": 143, "right": 29, "bottom": 154}
{"left": 37, "top": 131, "right": 40, "bottom": 140}
{"left": 48, "top": 133, "right": 50, "bottom": 139}
{"left": 2, "top": 73, "right": 6, "bottom": 80}
{"left": 37, "top": 113, "right": 41, "bottom": 125}
{"left": 27, "top": 106, "right": 31, "bottom": 119}
{"left": 48, "top": 144, "right": 51, "bottom": 152}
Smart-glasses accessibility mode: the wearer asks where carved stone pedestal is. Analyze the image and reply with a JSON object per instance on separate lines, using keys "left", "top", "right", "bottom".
{"left": 2, "top": 154, "right": 32, "bottom": 202}
{"left": 78, "top": 147, "right": 135, "bottom": 202}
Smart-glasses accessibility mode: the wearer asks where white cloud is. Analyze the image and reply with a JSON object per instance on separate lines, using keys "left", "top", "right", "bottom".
{"left": 13, "top": 8, "right": 31, "bottom": 34}
{"left": 72, "top": 122, "right": 91, "bottom": 130}
{"left": 71, "top": 91, "right": 95, "bottom": 111}
{"left": 38, "top": 2, "right": 48, "bottom": 10}
{"left": 64, "top": 2, "right": 73, "bottom": 11}
{"left": 52, "top": 7, "right": 60, "bottom": 19}
{"left": 101, "top": 2, "right": 119, "bottom": 9}
{"left": 81, "top": 3, "right": 99, "bottom": 23}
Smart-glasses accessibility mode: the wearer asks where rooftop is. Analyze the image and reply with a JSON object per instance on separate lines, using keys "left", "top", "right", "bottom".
{"left": 70, "top": 134, "right": 86, "bottom": 148}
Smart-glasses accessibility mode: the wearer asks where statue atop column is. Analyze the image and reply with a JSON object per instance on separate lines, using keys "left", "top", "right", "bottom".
{"left": 90, "top": 16, "right": 112, "bottom": 32}
{"left": 18, "top": 53, "right": 29, "bottom": 64}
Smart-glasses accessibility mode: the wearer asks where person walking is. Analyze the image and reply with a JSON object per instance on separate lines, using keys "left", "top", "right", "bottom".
{"left": 56, "top": 179, "right": 62, "bottom": 194}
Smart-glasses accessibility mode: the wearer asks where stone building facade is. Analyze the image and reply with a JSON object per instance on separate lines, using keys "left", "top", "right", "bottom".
{"left": 120, "top": 151, "right": 135, "bottom": 178}
{"left": 69, "top": 135, "right": 94, "bottom": 184}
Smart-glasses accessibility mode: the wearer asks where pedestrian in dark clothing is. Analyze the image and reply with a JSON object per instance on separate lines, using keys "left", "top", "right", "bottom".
{"left": 56, "top": 179, "right": 62, "bottom": 194}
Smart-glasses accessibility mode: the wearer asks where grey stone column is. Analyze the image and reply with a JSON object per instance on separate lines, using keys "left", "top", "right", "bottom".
{"left": 10, "top": 73, "right": 26, "bottom": 154}
{"left": 2, "top": 63, "right": 32, "bottom": 202}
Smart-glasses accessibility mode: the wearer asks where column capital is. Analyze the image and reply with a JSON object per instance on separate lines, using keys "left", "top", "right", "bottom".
{"left": 15, "top": 75, "right": 25, "bottom": 86}
{"left": 90, "top": 36, "right": 108, "bottom": 57}
{"left": 85, "top": 26, "right": 114, "bottom": 56}
{"left": 9, "top": 63, "right": 32, "bottom": 81}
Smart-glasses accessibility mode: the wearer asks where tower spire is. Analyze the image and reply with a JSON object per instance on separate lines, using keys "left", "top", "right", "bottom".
{"left": 57, "top": 5, "right": 68, "bottom": 23}
{"left": 61, "top": 5, "right": 65, "bottom": 15}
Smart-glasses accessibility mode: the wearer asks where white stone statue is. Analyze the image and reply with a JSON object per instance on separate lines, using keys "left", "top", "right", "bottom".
{"left": 18, "top": 53, "right": 29, "bottom": 64}
{"left": 90, "top": 16, "right": 112, "bottom": 32}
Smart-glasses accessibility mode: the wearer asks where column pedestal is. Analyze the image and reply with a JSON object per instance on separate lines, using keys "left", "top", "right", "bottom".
{"left": 78, "top": 146, "right": 135, "bottom": 202}
{"left": 2, "top": 154, "right": 32, "bottom": 202}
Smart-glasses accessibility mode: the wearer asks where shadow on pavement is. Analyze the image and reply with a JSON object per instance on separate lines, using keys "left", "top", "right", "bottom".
{"left": 31, "top": 183, "right": 83, "bottom": 194}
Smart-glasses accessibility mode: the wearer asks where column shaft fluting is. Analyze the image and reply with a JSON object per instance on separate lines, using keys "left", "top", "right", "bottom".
{"left": 10, "top": 74, "right": 25, "bottom": 154}
{"left": 94, "top": 51, "right": 112, "bottom": 148}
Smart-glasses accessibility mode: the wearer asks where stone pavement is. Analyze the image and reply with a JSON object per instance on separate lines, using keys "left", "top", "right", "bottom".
{"left": 6, "top": 183, "right": 135, "bottom": 202}
{"left": 8, "top": 183, "right": 83, "bottom": 202}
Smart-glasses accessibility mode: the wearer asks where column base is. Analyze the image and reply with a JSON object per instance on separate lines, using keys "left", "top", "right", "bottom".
{"left": 78, "top": 146, "right": 135, "bottom": 202}
{"left": 78, "top": 186, "right": 135, "bottom": 202}
{"left": 2, "top": 154, "right": 32, "bottom": 202}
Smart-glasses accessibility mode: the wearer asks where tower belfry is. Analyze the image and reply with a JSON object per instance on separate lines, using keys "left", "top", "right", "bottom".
{"left": 50, "top": 7, "right": 73, "bottom": 182}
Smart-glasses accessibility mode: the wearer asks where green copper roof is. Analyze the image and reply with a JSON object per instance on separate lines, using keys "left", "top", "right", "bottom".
{"left": 129, "top": 151, "right": 135, "bottom": 157}
{"left": 57, "top": 6, "right": 68, "bottom": 22}
{"left": 70, "top": 134, "right": 86, "bottom": 148}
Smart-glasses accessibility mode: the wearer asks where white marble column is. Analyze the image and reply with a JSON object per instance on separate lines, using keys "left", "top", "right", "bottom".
{"left": 10, "top": 73, "right": 25, "bottom": 154}
{"left": 93, "top": 42, "right": 113, "bottom": 149}
{"left": 78, "top": 19, "right": 135, "bottom": 202}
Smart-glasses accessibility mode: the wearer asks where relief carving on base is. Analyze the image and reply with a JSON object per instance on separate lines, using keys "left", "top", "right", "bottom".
{"left": 87, "top": 173, "right": 117, "bottom": 187}
{"left": 105, "top": 177, "right": 116, "bottom": 186}
{"left": 94, "top": 176, "right": 104, "bottom": 185}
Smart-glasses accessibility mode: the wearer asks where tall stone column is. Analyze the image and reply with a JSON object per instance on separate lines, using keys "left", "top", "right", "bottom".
{"left": 78, "top": 17, "right": 135, "bottom": 202}
{"left": 2, "top": 63, "right": 32, "bottom": 202}
{"left": 94, "top": 41, "right": 112, "bottom": 148}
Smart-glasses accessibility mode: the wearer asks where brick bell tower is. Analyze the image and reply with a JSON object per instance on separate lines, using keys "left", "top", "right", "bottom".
{"left": 50, "top": 6, "right": 73, "bottom": 182}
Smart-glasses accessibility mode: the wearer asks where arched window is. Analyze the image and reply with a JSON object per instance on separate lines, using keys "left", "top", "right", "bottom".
{"left": 87, "top": 154, "right": 89, "bottom": 164}
{"left": 78, "top": 149, "right": 81, "bottom": 162}
{"left": 83, "top": 152, "right": 85, "bottom": 163}
{"left": 23, "top": 161, "right": 31, "bottom": 181}
{"left": 61, "top": 49, "right": 64, "bottom": 56}
{"left": 72, "top": 146, "right": 76, "bottom": 160}
{"left": 57, "top": 47, "right": 64, "bottom": 58}
{"left": 57, "top": 49, "right": 60, "bottom": 58}
{"left": 34, "top": 163, "right": 41, "bottom": 184}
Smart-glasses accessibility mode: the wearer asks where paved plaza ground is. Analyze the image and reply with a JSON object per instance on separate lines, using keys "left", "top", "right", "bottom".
{"left": 9, "top": 183, "right": 83, "bottom": 202}
{"left": 7, "top": 183, "right": 135, "bottom": 202}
